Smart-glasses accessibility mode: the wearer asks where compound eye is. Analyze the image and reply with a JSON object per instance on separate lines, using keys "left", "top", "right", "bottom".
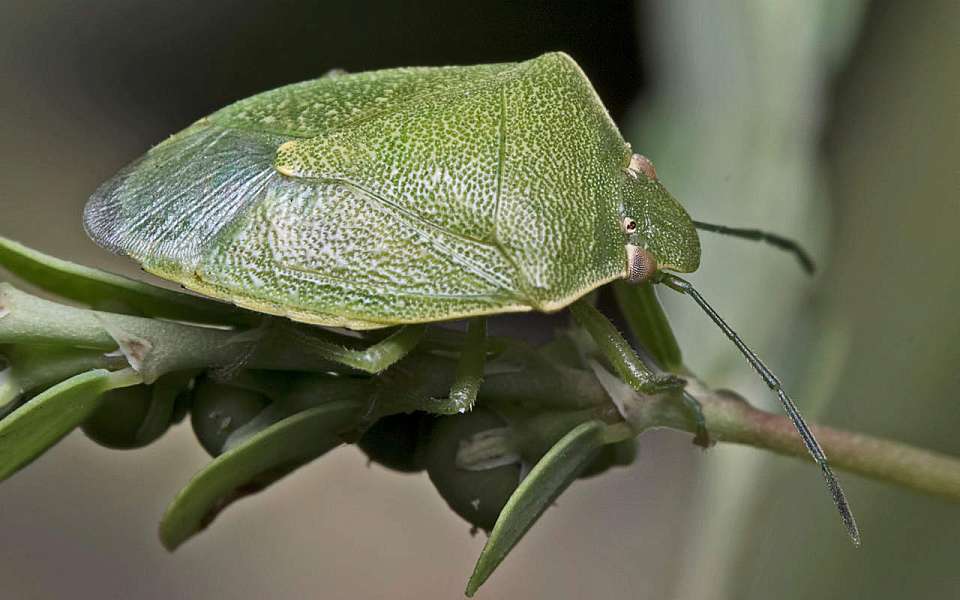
{"left": 626, "top": 154, "right": 658, "bottom": 181}
{"left": 622, "top": 217, "right": 638, "bottom": 234}
{"left": 625, "top": 244, "right": 658, "bottom": 284}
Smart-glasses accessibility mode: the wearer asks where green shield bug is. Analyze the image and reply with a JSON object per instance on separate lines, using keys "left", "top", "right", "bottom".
{"left": 83, "top": 52, "right": 858, "bottom": 543}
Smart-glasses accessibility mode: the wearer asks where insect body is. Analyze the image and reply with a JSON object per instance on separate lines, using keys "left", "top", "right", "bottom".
{"left": 84, "top": 52, "right": 698, "bottom": 329}
{"left": 83, "top": 52, "right": 858, "bottom": 545}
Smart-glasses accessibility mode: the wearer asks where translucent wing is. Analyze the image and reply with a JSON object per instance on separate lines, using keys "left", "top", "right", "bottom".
{"left": 84, "top": 125, "right": 281, "bottom": 274}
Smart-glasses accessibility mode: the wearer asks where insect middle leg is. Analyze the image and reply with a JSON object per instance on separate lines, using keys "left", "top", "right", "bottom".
{"left": 378, "top": 317, "right": 489, "bottom": 416}
{"left": 445, "top": 317, "right": 487, "bottom": 413}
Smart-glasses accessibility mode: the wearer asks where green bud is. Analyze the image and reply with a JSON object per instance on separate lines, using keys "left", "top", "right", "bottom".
{"left": 82, "top": 385, "right": 158, "bottom": 449}
{"left": 425, "top": 408, "right": 521, "bottom": 532}
{"left": 578, "top": 437, "right": 637, "bottom": 479}
{"left": 82, "top": 372, "right": 194, "bottom": 450}
{"left": 357, "top": 411, "right": 431, "bottom": 473}
{"left": 190, "top": 380, "right": 269, "bottom": 457}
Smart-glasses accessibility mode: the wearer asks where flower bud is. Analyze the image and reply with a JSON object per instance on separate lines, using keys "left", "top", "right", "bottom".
{"left": 425, "top": 408, "right": 521, "bottom": 532}
{"left": 357, "top": 411, "right": 431, "bottom": 473}
{"left": 190, "top": 380, "right": 269, "bottom": 457}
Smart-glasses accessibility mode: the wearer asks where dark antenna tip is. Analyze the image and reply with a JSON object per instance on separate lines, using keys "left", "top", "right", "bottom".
{"left": 820, "top": 459, "right": 862, "bottom": 546}
{"left": 693, "top": 220, "right": 817, "bottom": 276}
{"left": 657, "top": 272, "right": 859, "bottom": 544}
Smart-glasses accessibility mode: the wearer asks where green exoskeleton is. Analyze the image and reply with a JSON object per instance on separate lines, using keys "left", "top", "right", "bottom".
{"left": 83, "top": 52, "right": 858, "bottom": 543}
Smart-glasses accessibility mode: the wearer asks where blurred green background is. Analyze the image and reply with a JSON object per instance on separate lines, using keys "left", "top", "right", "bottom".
{"left": 0, "top": 1, "right": 957, "bottom": 598}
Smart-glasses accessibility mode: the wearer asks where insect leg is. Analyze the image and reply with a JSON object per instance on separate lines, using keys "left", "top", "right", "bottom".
{"left": 657, "top": 272, "right": 860, "bottom": 545}
{"left": 286, "top": 324, "right": 427, "bottom": 374}
{"left": 693, "top": 220, "right": 816, "bottom": 275}
{"left": 612, "top": 281, "right": 684, "bottom": 373}
{"left": 447, "top": 317, "right": 487, "bottom": 413}
{"left": 570, "top": 299, "right": 683, "bottom": 394}
{"left": 570, "top": 300, "right": 710, "bottom": 445}
{"left": 680, "top": 391, "right": 710, "bottom": 448}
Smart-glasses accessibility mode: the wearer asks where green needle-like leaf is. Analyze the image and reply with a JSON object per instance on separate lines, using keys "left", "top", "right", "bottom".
{"left": 0, "top": 368, "right": 142, "bottom": 481}
{"left": 159, "top": 399, "right": 361, "bottom": 550}
{"left": 466, "top": 420, "right": 608, "bottom": 596}
{"left": 0, "top": 345, "right": 121, "bottom": 413}
{"left": 134, "top": 372, "right": 196, "bottom": 445}
{"left": 612, "top": 281, "right": 684, "bottom": 372}
{"left": 0, "top": 236, "right": 256, "bottom": 326}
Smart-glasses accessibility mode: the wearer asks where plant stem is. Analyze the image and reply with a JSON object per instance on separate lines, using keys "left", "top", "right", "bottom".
{"left": 621, "top": 385, "right": 960, "bottom": 502}
{"left": 5, "top": 278, "right": 960, "bottom": 504}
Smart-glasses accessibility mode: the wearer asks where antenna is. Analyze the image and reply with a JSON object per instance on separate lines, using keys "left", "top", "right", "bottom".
{"left": 693, "top": 220, "right": 816, "bottom": 275}
{"left": 657, "top": 272, "right": 860, "bottom": 545}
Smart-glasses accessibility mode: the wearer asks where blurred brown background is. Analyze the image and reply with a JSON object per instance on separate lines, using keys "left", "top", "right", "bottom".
{"left": 1, "top": 1, "right": 958, "bottom": 598}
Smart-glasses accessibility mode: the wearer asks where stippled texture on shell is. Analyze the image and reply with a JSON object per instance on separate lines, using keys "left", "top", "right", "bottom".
{"left": 84, "top": 52, "right": 700, "bottom": 328}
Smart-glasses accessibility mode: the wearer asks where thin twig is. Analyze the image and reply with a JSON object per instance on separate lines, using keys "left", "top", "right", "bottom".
{"left": 618, "top": 384, "right": 960, "bottom": 502}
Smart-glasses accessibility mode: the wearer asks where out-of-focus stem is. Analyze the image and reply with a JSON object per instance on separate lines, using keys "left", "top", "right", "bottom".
{"left": 612, "top": 385, "right": 960, "bottom": 502}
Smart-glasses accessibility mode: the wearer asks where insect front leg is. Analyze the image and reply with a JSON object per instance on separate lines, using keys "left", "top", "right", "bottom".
{"left": 569, "top": 300, "right": 682, "bottom": 394}
{"left": 611, "top": 281, "right": 683, "bottom": 373}
{"left": 569, "top": 299, "right": 709, "bottom": 446}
